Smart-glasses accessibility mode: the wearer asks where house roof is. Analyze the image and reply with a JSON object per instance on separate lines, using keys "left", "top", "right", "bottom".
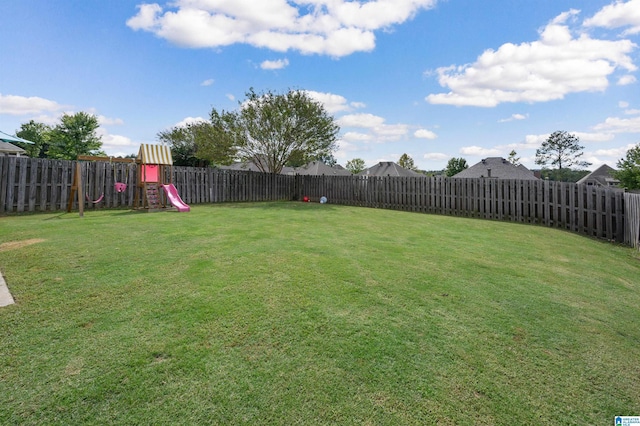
{"left": 218, "top": 161, "right": 297, "bottom": 174}
{"left": 292, "top": 161, "right": 352, "bottom": 176}
{"left": 219, "top": 161, "right": 350, "bottom": 175}
{"left": 454, "top": 157, "right": 539, "bottom": 180}
{"left": 0, "top": 130, "right": 35, "bottom": 145}
{"left": 357, "top": 161, "right": 423, "bottom": 177}
{"left": 577, "top": 164, "right": 619, "bottom": 186}
{"left": 0, "top": 141, "right": 27, "bottom": 155}
{"left": 218, "top": 162, "right": 263, "bottom": 172}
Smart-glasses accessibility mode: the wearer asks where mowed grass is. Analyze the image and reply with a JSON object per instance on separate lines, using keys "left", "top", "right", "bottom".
{"left": 0, "top": 202, "right": 639, "bottom": 425}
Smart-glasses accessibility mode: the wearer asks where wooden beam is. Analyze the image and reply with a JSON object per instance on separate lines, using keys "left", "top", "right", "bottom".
{"left": 77, "top": 155, "right": 137, "bottom": 163}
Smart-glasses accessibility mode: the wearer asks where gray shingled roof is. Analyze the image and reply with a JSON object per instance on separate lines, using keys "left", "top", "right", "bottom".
{"left": 577, "top": 164, "right": 619, "bottom": 187}
{"left": 0, "top": 141, "right": 27, "bottom": 156}
{"left": 454, "top": 157, "right": 539, "bottom": 180}
{"left": 218, "top": 162, "right": 263, "bottom": 172}
{"left": 357, "top": 161, "right": 423, "bottom": 177}
{"left": 292, "top": 161, "right": 352, "bottom": 176}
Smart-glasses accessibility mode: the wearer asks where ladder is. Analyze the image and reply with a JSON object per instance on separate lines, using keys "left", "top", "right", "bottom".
{"left": 145, "top": 183, "right": 161, "bottom": 209}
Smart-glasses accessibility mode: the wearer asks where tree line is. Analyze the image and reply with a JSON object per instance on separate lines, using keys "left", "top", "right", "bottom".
{"left": 9, "top": 89, "right": 640, "bottom": 189}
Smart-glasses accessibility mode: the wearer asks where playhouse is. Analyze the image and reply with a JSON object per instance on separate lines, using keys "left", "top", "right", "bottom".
{"left": 134, "top": 144, "right": 190, "bottom": 212}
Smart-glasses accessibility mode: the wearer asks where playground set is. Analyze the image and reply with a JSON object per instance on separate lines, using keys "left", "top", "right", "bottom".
{"left": 67, "top": 144, "right": 190, "bottom": 216}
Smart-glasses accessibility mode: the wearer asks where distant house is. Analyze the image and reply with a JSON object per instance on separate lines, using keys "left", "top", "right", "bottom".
{"left": 218, "top": 161, "right": 295, "bottom": 174}
{"left": 218, "top": 162, "right": 264, "bottom": 172}
{"left": 0, "top": 141, "right": 27, "bottom": 157}
{"left": 0, "top": 130, "right": 32, "bottom": 157}
{"left": 357, "top": 161, "right": 423, "bottom": 177}
{"left": 577, "top": 164, "right": 620, "bottom": 188}
{"left": 454, "top": 157, "right": 539, "bottom": 180}
{"left": 290, "top": 161, "right": 352, "bottom": 176}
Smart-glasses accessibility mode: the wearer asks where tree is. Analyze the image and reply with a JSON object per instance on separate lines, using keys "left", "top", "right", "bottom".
{"left": 345, "top": 158, "right": 366, "bottom": 174}
{"left": 445, "top": 157, "right": 468, "bottom": 177}
{"left": 158, "top": 125, "right": 198, "bottom": 166}
{"left": 507, "top": 149, "right": 521, "bottom": 166}
{"left": 47, "top": 112, "right": 103, "bottom": 159}
{"left": 538, "top": 168, "right": 590, "bottom": 182}
{"left": 213, "top": 88, "right": 339, "bottom": 174}
{"left": 316, "top": 153, "right": 337, "bottom": 167}
{"left": 286, "top": 151, "right": 338, "bottom": 168}
{"left": 535, "top": 131, "right": 590, "bottom": 170}
{"left": 15, "top": 120, "right": 52, "bottom": 158}
{"left": 158, "top": 118, "right": 234, "bottom": 167}
{"left": 398, "top": 153, "right": 418, "bottom": 171}
{"left": 614, "top": 143, "right": 640, "bottom": 190}
{"left": 199, "top": 110, "right": 239, "bottom": 167}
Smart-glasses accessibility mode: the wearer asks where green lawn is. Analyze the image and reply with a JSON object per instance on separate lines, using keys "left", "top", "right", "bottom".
{"left": 1, "top": 202, "right": 639, "bottom": 425}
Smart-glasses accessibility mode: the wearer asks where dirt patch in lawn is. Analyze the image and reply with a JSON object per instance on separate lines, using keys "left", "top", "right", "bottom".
{"left": 0, "top": 238, "right": 46, "bottom": 252}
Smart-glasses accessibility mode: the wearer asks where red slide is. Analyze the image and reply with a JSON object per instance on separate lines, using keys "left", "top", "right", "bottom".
{"left": 161, "top": 184, "right": 191, "bottom": 212}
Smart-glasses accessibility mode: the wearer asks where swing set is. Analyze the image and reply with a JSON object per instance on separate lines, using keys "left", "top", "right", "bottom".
{"left": 67, "top": 145, "right": 190, "bottom": 216}
{"left": 67, "top": 155, "right": 136, "bottom": 217}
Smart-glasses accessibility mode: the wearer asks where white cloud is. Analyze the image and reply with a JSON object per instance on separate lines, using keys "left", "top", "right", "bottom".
{"left": 334, "top": 138, "right": 366, "bottom": 160}
{"left": 305, "top": 91, "right": 350, "bottom": 113}
{"left": 584, "top": 142, "right": 640, "bottom": 169}
{"left": 374, "top": 123, "right": 408, "bottom": 139}
{"left": 571, "top": 131, "right": 614, "bottom": 142}
{"left": 460, "top": 146, "right": 501, "bottom": 156}
{"left": 523, "top": 134, "right": 550, "bottom": 147}
{"left": 337, "top": 112, "right": 409, "bottom": 142}
{"left": 338, "top": 113, "right": 385, "bottom": 128}
{"left": 97, "top": 115, "right": 124, "bottom": 126}
{"left": 95, "top": 128, "right": 139, "bottom": 157}
{"left": 514, "top": 131, "right": 612, "bottom": 151}
{"left": 127, "top": 0, "right": 438, "bottom": 57}
{"left": 260, "top": 58, "right": 289, "bottom": 70}
{"left": 583, "top": 0, "right": 640, "bottom": 36}
{"left": 342, "top": 131, "right": 373, "bottom": 142}
{"left": 617, "top": 74, "right": 637, "bottom": 85}
{"left": 625, "top": 108, "right": 640, "bottom": 115}
{"left": 26, "top": 114, "right": 61, "bottom": 126}
{"left": 414, "top": 128, "right": 438, "bottom": 139}
{"left": 0, "top": 93, "right": 68, "bottom": 116}
{"left": 336, "top": 138, "right": 361, "bottom": 152}
{"left": 126, "top": 4, "right": 163, "bottom": 31}
{"left": 201, "top": 78, "right": 215, "bottom": 86}
{"left": 591, "top": 144, "right": 637, "bottom": 158}
{"left": 226, "top": 93, "right": 235, "bottom": 101}
{"left": 498, "top": 113, "right": 528, "bottom": 123}
{"left": 174, "top": 116, "right": 207, "bottom": 128}
{"left": 619, "top": 101, "right": 630, "bottom": 108}
{"left": 423, "top": 152, "right": 448, "bottom": 160}
{"left": 425, "top": 10, "right": 637, "bottom": 107}
{"left": 593, "top": 115, "right": 640, "bottom": 133}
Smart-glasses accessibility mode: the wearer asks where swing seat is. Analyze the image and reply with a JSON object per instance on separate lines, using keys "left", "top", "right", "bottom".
{"left": 114, "top": 182, "right": 127, "bottom": 193}
{"left": 86, "top": 193, "right": 104, "bottom": 204}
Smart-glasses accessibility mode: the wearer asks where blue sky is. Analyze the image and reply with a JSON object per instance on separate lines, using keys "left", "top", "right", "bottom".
{"left": 1, "top": 0, "right": 639, "bottom": 171}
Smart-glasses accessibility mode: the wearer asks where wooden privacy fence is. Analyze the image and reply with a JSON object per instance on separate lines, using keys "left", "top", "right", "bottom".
{"left": 0, "top": 157, "right": 292, "bottom": 213}
{"left": 625, "top": 193, "right": 640, "bottom": 248}
{"left": 2, "top": 156, "right": 639, "bottom": 247}
{"left": 295, "top": 175, "right": 628, "bottom": 243}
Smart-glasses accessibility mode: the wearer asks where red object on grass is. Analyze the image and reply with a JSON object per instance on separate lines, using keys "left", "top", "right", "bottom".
{"left": 303, "top": 196, "right": 309, "bottom": 202}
